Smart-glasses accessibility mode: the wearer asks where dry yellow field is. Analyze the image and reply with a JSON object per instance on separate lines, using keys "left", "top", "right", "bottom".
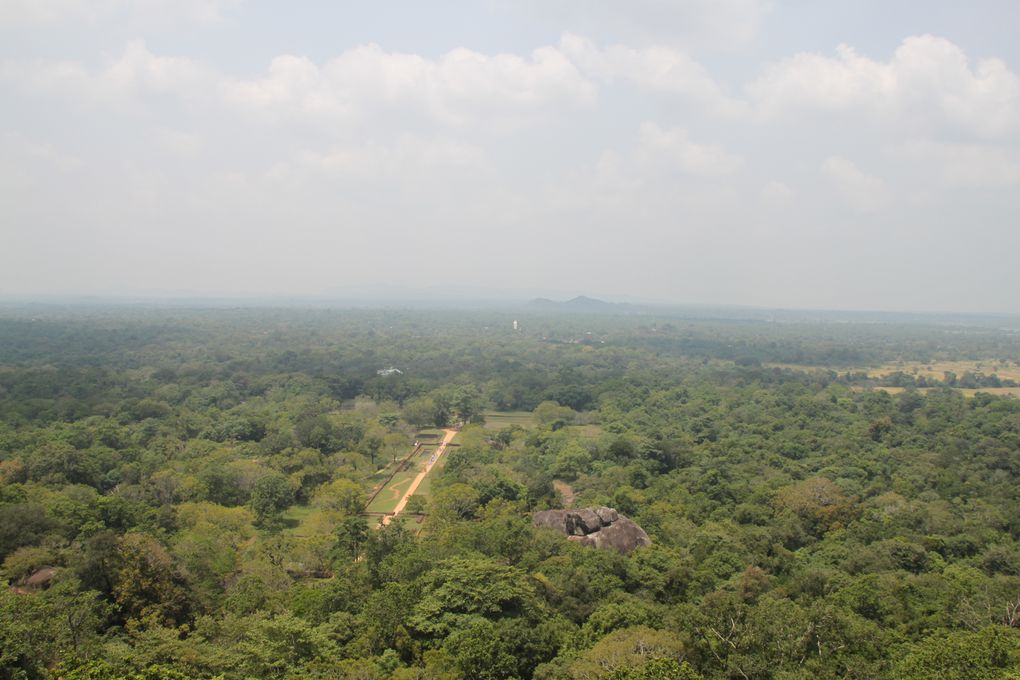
{"left": 955, "top": 387, "right": 1020, "bottom": 397}
{"left": 872, "top": 360, "right": 1020, "bottom": 382}
{"left": 766, "top": 359, "right": 1020, "bottom": 399}
{"left": 766, "top": 360, "right": 1020, "bottom": 382}
{"left": 851, "top": 386, "right": 1020, "bottom": 398}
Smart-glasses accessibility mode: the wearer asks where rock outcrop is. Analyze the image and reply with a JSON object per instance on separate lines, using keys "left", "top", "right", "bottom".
{"left": 532, "top": 506, "right": 651, "bottom": 553}
{"left": 8, "top": 566, "right": 59, "bottom": 595}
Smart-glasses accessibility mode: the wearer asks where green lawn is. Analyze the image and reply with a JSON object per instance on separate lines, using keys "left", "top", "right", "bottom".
{"left": 366, "top": 430, "right": 460, "bottom": 513}
{"left": 569, "top": 423, "right": 604, "bottom": 439}
{"left": 364, "top": 437, "right": 440, "bottom": 513}
{"left": 482, "top": 411, "right": 536, "bottom": 429}
{"left": 414, "top": 446, "right": 449, "bottom": 499}
{"left": 416, "top": 428, "right": 446, "bottom": 440}
{"left": 281, "top": 504, "right": 317, "bottom": 533}
{"left": 365, "top": 466, "right": 418, "bottom": 513}
{"left": 417, "top": 429, "right": 460, "bottom": 498}
{"left": 281, "top": 503, "right": 346, "bottom": 539}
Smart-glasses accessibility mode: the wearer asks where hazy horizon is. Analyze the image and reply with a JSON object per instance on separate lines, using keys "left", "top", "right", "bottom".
{"left": 4, "top": 2, "right": 1019, "bottom": 313}
{"left": 6, "top": 288, "right": 1020, "bottom": 323}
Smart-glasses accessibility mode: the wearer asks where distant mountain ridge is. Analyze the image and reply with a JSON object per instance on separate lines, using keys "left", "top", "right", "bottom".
{"left": 528, "top": 295, "right": 640, "bottom": 313}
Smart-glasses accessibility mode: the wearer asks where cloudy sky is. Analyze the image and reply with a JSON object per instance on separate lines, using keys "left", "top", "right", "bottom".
{"left": 2, "top": 1, "right": 1019, "bottom": 312}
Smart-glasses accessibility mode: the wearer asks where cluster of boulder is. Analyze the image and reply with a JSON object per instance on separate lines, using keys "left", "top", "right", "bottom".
{"left": 532, "top": 506, "right": 651, "bottom": 553}
{"left": 8, "top": 566, "right": 58, "bottom": 595}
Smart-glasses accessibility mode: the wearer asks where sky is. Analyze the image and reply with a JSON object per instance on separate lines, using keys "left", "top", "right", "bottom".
{"left": 2, "top": 1, "right": 1019, "bottom": 312}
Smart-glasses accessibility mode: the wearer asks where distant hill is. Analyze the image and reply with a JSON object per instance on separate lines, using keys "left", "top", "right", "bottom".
{"left": 528, "top": 296, "right": 640, "bottom": 314}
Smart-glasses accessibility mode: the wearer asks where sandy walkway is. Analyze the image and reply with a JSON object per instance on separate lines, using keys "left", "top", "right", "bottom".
{"left": 382, "top": 428, "right": 457, "bottom": 525}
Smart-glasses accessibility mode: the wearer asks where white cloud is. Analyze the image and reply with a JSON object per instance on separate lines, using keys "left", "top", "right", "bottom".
{"left": 760, "top": 180, "right": 794, "bottom": 206}
{"left": 268, "top": 137, "right": 485, "bottom": 184}
{"left": 4, "top": 39, "right": 597, "bottom": 128}
{"left": 559, "top": 33, "right": 748, "bottom": 116}
{"left": 4, "top": 41, "right": 213, "bottom": 107}
{"left": 5, "top": 34, "right": 748, "bottom": 127}
{"left": 103, "top": 41, "right": 212, "bottom": 97}
{"left": 636, "top": 122, "right": 744, "bottom": 176}
{"left": 223, "top": 43, "right": 597, "bottom": 127}
{"left": 894, "top": 141, "right": 1020, "bottom": 187}
{"left": 0, "top": 0, "right": 243, "bottom": 26}
{"left": 152, "top": 127, "right": 202, "bottom": 157}
{"left": 503, "top": 0, "right": 772, "bottom": 49}
{"left": 0, "top": 132, "right": 84, "bottom": 176}
{"left": 749, "top": 35, "right": 1020, "bottom": 138}
{"left": 579, "top": 122, "right": 744, "bottom": 221}
{"left": 822, "top": 156, "right": 887, "bottom": 212}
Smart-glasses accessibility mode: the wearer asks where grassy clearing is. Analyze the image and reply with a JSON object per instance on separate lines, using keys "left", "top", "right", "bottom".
{"left": 386, "top": 514, "right": 425, "bottom": 532}
{"left": 768, "top": 359, "right": 1020, "bottom": 400}
{"left": 854, "top": 386, "right": 1020, "bottom": 398}
{"left": 765, "top": 362, "right": 852, "bottom": 373}
{"left": 568, "top": 424, "right": 603, "bottom": 439}
{"left": 366, "top": 466, "right": 418, "bottom": 513}
{"left": 873, "top": 360, "right": 1020, "bottom": 382}
{"left": 552, "top": 480, "right": 576, "bottom": 507}
{"left": 956, "top": 387, "right": 1020, "bottom": 397}
{"left": 363, "top": 430, "right": 456, "bottom": 514}
{"left": 414, "top": 451, "right": 446, "bottom": 498}
{"left": 482, "top": 411, "right": 536, "bottom": 430}
{"left": 409, "top": 430, "right": 458, "bottom": 500}
{"left": 281, "top": 504, "right": 317, "bottom": 533}
{"left": 767, "top": 360, "right": 1020, "bottom": 382}
{"left": 365, "top": 458, "right": 403, "bottom": 487}
{"left": 377, "top": 430, "right": 456, "bottom": 515}
{"left": 280, "top": 504, "right": 346, "bottom": 539}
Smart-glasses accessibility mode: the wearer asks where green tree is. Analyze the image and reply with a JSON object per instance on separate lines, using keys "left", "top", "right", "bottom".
{"left": 250, "top": 472, "right": 294, "bottom": 528}
{"left": 331, "top": 516, "right": 369, "bottom": 563}
{"left": 894, "top": 626, "right": 1020, "bottom": 679}
{"left": 429, "top": 483, "right": 481, "bottom": 523}
{"left": 112, "top": 533, "right": 191, "bottom": 627}
{"left": 403, "top": 397, "right": 440, "bottom": 428}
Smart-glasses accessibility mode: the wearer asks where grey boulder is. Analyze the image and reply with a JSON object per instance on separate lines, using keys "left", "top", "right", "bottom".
{"left": 532, "top": 506, "right": 650, "bottom": 554}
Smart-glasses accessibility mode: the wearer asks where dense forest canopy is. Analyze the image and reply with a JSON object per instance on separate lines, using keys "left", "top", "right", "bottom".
{"left": 1, "top": 305, "right": 1019, "bottom": 679}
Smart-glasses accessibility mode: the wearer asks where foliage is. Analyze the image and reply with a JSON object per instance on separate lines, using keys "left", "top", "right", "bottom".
{"left": 2, "top": 307, "right": 1020, "bottom": 678}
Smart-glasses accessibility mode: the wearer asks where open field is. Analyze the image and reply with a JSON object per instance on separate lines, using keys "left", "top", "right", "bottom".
{"left": 364, "top": 454, "right": 409, "bottom": 488}
{"left": 383, "top": 428, "right": 458, "bottom": 525}
{"left": 484, "top": 410, "right": 602, "bottom": 437}
{"left": 281, "top": 504, "right": 378, "bottom": 538}
{"left": 365, "top": 429, "right": 459, "bottom": 516}
{"left": 482, "top": 411, "right": 536, "bottom": 429}
{"left": 569, "top": 423, "right": 604, "bottom": 439}
{"left": 366, "top": 472, "right": 417, "bottom": 514}
{"left": 872, "top": 360, "right": 1020, "bottom": 382}
{"left": 552, "top": 480, "right": 576, "bottom": 507}
{"left": 859, "top": 386, "right": 1020, "bottom": 397}
{"left": 768, "top": 359, "right": 1020, "bottom": 399}
{"left": 414, "top": 447, "right": 450, "bottom": 498}
{"left": 767, "top": 360, "right": 1020, "bottom": 382}
{"left": 366, "top": 450, "right": 427, "bottom": 514}
{"left": 281, "top": 504, "right": 318, "bottom": 534}
{"left": 363, "top": 429, "right": 449, "bottom": 513}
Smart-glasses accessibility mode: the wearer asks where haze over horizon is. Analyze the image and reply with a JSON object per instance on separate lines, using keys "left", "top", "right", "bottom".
{"left": 3, "top": 2, "right": 1020, "bottom": 313}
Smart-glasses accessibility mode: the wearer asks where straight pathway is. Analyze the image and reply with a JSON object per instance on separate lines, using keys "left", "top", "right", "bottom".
{"left": 381, "top": 427, "right": 457, "bottom": 525}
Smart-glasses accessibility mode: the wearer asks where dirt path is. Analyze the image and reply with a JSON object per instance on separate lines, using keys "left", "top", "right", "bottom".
{"left": 382, "top": 428, "right": 457, "bottom": 526}
{"left": 553, "top": 480, "right": 576, "bottom": 507}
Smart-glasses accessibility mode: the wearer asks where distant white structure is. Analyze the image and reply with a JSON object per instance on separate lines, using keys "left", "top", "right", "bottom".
{"left": 513, "top": 320, "right": 519, "bottom": 331}
{"left": 376, "top": 367, "right": 403, "bottom": 376}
